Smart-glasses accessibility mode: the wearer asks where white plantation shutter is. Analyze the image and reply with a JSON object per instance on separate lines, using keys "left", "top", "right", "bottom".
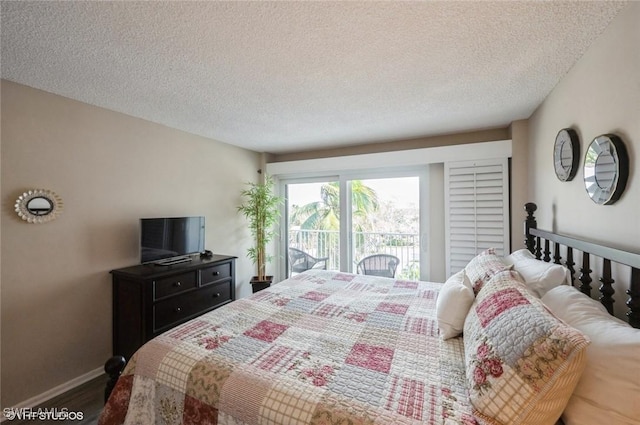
{"left": 445, "top": 158, "right": 510, "bottom": 277}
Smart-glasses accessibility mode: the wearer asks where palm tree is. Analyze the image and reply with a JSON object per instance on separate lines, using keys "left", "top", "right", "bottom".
{"left": 290, "top": 180, "right": 379, "bottom": 270}
{"left": 291, "top": 181, "right": 379, "bottom": 232}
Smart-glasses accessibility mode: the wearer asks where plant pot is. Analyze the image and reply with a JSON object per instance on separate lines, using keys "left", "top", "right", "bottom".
{"left": 250, "top": 276, "right": 273, "bottom": 293}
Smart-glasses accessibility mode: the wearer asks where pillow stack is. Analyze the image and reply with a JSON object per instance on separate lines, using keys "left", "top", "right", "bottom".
{"left": 437, "top": 249, "right": 511, "bottom": 340}
{"left": 436, "top": 248, "right": 573, "bottom": 339}
{"left": 434, "top": 248, "right": 633, "bottom": 424}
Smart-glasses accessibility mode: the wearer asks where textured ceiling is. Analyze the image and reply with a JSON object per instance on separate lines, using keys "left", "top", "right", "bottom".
{"left": 0, "top": 1, "right": 628, "bottom": 154}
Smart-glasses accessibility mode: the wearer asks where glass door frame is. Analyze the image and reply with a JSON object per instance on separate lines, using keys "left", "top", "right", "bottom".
{"left": 282, "top": 175, "right": 340, "bottom": 277}
{"left": 278, "top": 166, "right": 429, "bottom": 280}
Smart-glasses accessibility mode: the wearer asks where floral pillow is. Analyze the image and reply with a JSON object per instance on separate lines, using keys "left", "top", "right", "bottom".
{"left": 463, "top": 270, "right": 590, "bottom": 425}
{"left": 464, "top": 248, "right": 511, "bottom": 294}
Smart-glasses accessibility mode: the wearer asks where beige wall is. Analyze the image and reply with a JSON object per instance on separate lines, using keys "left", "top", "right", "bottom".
{"left": 0, "top": 80, "right": 261, "bottom": 406}
{"left": 428, "top": 163, "right": 446, "bottom": 282}
{"left": 509, "top": 119, "right": 530, "bottom": 251}
{"left": 529, "top": 2, "right": 638, "bottom": 248}
{"left": 270, "top": 127, "right": 510, "bottom": 162}
{"left": 528, "top": 3, "right": 639, "bottom": 310}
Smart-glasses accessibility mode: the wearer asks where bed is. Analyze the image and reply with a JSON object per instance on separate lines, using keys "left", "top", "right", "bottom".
{"left": 99, "top": 203, "right": 640, "bottom": 425}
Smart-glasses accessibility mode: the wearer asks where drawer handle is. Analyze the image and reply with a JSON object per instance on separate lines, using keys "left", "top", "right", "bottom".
{"left": 213, "top": 293, "right": 221, "bottom": 298}
{"left": 174, "top": 307, "right": 182, "bottom": 313}
{"left": 174, "top": 281, "right": 182, "bottom": 287}
{"left": 212, "top": 271, "right": 220, "bottom": 276}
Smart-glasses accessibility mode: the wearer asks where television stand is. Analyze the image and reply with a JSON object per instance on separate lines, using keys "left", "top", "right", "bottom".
{"left": 155, "top": 256, "right": 192, "bottom": 266}
{"left": 110, "top": 254, "right": 236, "bottom": 361}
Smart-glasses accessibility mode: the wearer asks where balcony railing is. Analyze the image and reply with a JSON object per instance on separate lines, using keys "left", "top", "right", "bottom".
{"left": 288, "top": 229, "right": 420, "bottom": 279}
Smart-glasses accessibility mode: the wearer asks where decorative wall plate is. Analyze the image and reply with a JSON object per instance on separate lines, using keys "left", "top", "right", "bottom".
{"left": 583, "top": 134, "right": 628, "bottom": 205}
{"left": 14, "top": 189, "right": 63, "bottom": 223}
{"left": 553, "top": 128, "right": 580, "bottom": 181}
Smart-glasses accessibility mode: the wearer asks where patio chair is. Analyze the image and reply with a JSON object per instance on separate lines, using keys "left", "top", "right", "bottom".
{"left": 356, "top": 254, "right": 400, "bottom": 278}
{"left": 288, "top": 248, "right": 329, "bottom": 275}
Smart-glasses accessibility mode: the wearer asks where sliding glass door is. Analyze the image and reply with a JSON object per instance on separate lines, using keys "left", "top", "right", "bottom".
{"left": 284, "top": 172, "right": 425, "bottom": 279}
{"left": 286, "top": 180, "right": 341, "bottom": 274}
{"left": 351, "top": 177, "right": 420, "bottom": 279}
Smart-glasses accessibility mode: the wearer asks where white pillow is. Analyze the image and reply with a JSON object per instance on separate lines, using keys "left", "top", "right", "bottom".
{"left": 436, "top": 270, "right": 475, "bottom": 340}
{"left": 506, "top": 249, "right": 570, "bottom": 297}
{"left": 506, "top": 247, "right": 536, "bottom": 262}
{"left": 542, "top": 285, "right": 640, "bottom": 425}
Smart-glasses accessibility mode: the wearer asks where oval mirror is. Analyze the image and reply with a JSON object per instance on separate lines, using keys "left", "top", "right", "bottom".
{"left": 15, "top": 189, "right": 63, "bottom": 223}
{"left": 27, "top": 197, "right": 54, "bottom": 216}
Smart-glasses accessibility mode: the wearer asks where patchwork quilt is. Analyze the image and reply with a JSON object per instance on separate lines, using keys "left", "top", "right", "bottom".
{"left": 99, "top": 270, "right": 476, "bottom": 425}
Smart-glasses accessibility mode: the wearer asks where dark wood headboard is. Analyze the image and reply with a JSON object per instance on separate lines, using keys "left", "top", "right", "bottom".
{"left": 524, "top": 202, "right": 640, "bottom": 329}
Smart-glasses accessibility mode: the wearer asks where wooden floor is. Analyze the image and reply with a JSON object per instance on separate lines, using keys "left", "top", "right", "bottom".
{"left": 9, "top": 374, "right": 108, "bottom": 425}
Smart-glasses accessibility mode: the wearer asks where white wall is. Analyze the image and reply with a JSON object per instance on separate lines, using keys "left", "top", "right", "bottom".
{"left": 1, "top": 80, "right": 260, "bottom": 407}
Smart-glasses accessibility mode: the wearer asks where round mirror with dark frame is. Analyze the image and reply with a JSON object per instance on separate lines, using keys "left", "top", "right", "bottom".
{"left": 553, "top": 128, "right": 580, "bottom": 181}
{"left": 14, "top": 189, "right": 63, "bottom": 223}
{"left": 583, "top": 134, "right": 629, "bottom": 205}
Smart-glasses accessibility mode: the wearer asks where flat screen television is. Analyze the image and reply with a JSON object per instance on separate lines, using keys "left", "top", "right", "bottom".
{"left": 140, "top": 217, "right": 205, "bottom": 264}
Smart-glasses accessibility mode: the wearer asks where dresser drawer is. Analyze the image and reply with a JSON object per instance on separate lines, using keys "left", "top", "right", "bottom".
{"left": 200, "top": 262, "right": 232, "bottom": 286}
{"left": 153, "top": 281, "right": 232, "bottom": 331}
{"left": 203, "top": 280, "right": 233, "bottom": 307}
{"left": 154, "top": 271, "right": 197, "bottom": 300}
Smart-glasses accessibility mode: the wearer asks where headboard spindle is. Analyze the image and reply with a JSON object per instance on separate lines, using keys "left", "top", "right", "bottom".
{"left": 523, "top": 202, "right": 640, "bottom": 329}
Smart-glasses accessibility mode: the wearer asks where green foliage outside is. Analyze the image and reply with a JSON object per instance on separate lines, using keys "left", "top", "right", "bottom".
{"left": 290, "top": 181, "right": 379, "bottom": 232}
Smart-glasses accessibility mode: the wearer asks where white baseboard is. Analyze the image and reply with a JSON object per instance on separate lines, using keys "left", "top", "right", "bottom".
{"left": 1, "top": 367, "right": 104, "bottom": 422}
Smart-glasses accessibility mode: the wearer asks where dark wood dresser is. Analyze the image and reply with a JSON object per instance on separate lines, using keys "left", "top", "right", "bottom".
{"left": 111, "top": 254, "right": 236, "bottom": 361}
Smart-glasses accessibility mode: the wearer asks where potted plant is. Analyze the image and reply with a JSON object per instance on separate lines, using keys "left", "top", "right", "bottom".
{"left": 237, "top": 175, "right": 283, "bottom": 292}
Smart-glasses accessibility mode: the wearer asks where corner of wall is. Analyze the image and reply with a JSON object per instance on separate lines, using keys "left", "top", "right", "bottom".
{"left": 509, "top": 119, "right": 530, "bottom": 251}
